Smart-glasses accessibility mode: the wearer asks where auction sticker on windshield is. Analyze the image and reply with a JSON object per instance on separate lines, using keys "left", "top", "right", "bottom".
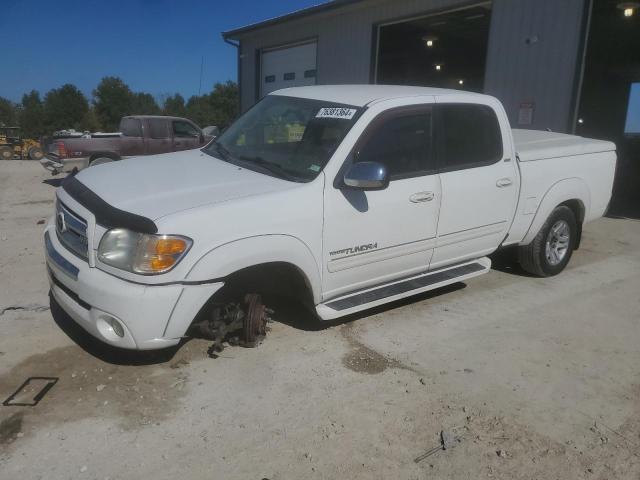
{"left": 316, "top": 107, "right": 357, "bottom": 120}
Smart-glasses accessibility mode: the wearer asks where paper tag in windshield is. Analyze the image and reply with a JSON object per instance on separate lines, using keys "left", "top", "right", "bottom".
{"left": 316, "top": 107, "right": 357, "bottom": 120}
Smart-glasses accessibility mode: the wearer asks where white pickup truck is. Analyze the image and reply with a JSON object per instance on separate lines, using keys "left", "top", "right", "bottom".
{"left": 44, "top": 86, "right": 616, "bottom": 350}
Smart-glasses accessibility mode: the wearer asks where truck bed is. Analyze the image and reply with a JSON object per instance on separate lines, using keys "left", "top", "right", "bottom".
{"left": 505, "top": 129, "right": 617, "bottom": 246}
{"left": 513, "top": 129, "right": 615, "bottom": 162}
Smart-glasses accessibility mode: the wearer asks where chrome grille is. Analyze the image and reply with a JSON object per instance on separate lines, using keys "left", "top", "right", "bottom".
{"left": 56, "top": 201, "right": 88, "bottom": 260}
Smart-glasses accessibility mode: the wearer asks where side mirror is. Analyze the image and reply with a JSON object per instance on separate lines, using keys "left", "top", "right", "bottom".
{"left": 343, "top": 161, "right": 389, "bottom": 190}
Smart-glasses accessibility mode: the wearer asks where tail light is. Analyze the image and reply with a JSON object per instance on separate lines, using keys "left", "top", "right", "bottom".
{"left": 56, "top": 142, "right": 68, "bottom": 159}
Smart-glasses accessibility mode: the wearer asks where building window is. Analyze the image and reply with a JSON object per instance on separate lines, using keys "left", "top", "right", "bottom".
{"left": 304, "top": 69, "right": 317, "bottom": 78}
{"left": 283, "top": 72, "right": 296, "bottom": 81}
{"left": 265, "top": 75, "right": 276, "bottom": 83}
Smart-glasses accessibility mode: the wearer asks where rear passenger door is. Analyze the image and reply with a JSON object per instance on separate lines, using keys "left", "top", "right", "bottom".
{"left": 430, "top": 100, "right": 518, "bottom": 270}
{"left": 172, "top": 120, "right": 203, "bottom": 151}
{"left": 144, "top": 118, "right": 172, "bottom": 154}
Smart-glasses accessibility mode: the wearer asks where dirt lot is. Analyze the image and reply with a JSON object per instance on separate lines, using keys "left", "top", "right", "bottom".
{"left": 1, "top": 160, "right": 639, "bottom": 479}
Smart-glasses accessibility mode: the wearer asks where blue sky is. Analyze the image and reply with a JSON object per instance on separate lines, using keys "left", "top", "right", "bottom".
{"left": 0, "top": 0, "right": 321, "bottom": 102}
{"left": 625, "top": 83, "right": 640, "bottom": 135}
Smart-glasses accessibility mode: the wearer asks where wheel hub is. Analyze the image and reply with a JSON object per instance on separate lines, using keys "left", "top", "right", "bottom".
{"left": 545, "top": 220, "right": 570, "bottom": 266}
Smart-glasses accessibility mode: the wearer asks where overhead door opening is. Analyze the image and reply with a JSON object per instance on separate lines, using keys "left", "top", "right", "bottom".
{"left": 374, "top": 4, "right": 492, "bottom": 92}
{"left": 260, "top": 41, "right": 317, "bottom": 97}
{"left": 576, "top": 0, "right": 640, "bottom": 216}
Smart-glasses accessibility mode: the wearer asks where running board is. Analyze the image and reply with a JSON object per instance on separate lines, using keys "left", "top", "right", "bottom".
{"left": 316, "top": 257, "right": 491, "bottom": 320}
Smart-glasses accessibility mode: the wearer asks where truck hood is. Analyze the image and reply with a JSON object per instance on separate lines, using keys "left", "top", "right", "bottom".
{"left": 74, "top": 149, "right": 293, "bottom": 220}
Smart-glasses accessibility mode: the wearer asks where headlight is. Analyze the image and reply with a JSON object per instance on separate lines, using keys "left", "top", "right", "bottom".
{"left": 98, "top": 228, "right": 192, "bottom": 275}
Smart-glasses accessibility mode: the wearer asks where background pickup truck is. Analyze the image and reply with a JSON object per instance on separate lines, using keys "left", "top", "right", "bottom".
{"left": 40, "top": 115, "right": 216, "bottom": 174}
{"left": 44, "top": 85, "right": 616, "bottom": 350}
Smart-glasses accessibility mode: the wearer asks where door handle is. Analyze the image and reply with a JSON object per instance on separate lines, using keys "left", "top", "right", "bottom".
{"left": 409, "top": 191, "right": 435, "bottom": 203}
{"left": 496, "top": 178, "right": 513, "bottom": 188}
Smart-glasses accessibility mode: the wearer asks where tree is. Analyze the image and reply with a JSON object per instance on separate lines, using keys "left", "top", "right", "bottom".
{"left": 19, "top": 90, "right": 44, "bottom": 138}
{"left": 43, "top": 84, "right": 89, "bottom": 132}
{"left": 93, "top": 76, "right": 133, "bottom": 131}
{"left": 163, "top": 93, "right": 186, "bottom": 117}
{"left": 131, "top": 92, "right": 160, "bottom": 115}
{"left": 0, "top": 97, "right": 18, "bottom": 126}
{"left": 208, "top": 81, "right": 239, "bottom": 128}
{"left": 185, "top": 81, "right": 239, "bottom": 129}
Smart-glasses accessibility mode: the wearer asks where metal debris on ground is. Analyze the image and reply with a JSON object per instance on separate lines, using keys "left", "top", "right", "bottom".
{"left": 414, "top": 430, "right": 461, "bottom": 463}
{"left": 200, "top": 293, "right": 273, "bottom": 357}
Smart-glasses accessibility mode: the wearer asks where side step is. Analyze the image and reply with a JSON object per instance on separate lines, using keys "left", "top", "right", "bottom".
{"left": 316, "top": 257, "right": 491, "bottom": 320}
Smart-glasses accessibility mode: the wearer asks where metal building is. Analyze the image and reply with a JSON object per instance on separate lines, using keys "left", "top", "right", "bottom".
{"left": 223, "top": 0, "right": 640, "bottom": 209}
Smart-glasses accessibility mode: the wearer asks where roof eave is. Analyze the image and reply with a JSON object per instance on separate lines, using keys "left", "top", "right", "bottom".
{"left": 222, "top": 0, "right": 366, "bottom": 40}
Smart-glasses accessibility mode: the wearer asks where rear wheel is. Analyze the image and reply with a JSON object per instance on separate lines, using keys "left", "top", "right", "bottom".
{"left": 0, "top": 146, "right": 13, "bottom": 160}
{"left": 28, "top": 146, "right": 44, "bottom": 161}
{"left": 518, "top": 205, "right": 577, "bottom": 277}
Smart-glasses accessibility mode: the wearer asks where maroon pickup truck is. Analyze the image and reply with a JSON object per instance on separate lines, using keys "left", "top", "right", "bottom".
{"left": 40, "top": 115, "right": 216, "bottom": 174}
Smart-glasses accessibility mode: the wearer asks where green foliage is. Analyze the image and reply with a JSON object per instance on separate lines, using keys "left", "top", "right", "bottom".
{"left": 163, "top": 93, "right": 187, "bottom": 117}
{"left": 131, "top": 92, "right": 161, "bottom": 115}
{"left": 43, "top": 84, "right": 90, "bottom": 132}
{"left": 185, "top": 81, "right": 239, "bottom": 129}
{"left": 93, "top": 76, "right": 134, "bottom": 131}
{"left": 19, "top": 91, "right": 44, "bottom": 138}
{"left": 8, "top": 77, "right": 239, "bottom": 137}
{"left": 0, "top": 97, "right": 18, "bottom": 127}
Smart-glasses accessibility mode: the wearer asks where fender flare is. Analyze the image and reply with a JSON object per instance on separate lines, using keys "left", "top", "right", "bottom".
{"left": 521, "top": 177, "right": 590, "bottom": 246}
{"left": 185, "top": 234, "right": 322, "bottom": 304}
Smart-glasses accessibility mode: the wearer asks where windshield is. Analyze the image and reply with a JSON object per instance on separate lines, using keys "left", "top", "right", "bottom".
{"left": 203, "top": 95, "right": 361, "bottom": 182}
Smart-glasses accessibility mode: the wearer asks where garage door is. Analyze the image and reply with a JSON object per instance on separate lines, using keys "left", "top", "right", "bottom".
{"left": 261, "top": 41, "right": 317, "bottom": 97}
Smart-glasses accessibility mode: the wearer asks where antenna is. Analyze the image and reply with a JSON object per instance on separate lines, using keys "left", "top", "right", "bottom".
{"left": 198, "top": 56, "right": 204, "bottom": 95}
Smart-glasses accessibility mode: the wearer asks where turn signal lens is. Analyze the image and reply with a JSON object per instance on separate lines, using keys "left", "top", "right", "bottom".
{"left": 150, "top": 255, "right": 178, "bottom": 271}
{"left": 155, "top": 238, "right": 188, "bottom": 255}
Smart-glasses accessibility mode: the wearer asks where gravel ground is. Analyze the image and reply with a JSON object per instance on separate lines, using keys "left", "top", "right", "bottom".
{"left": 1, "top": 160, "right": 639, "bottom": 479}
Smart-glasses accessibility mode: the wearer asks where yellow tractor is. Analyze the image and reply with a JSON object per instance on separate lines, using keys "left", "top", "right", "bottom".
{"left": 0, "top": 127, "right": 44, "bottom": 161}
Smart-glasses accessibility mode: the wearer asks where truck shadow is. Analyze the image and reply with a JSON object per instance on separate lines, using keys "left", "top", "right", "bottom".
{"left": 49, "top": 294, "right": 182, "bottom": 366}
{"left": 42, "top": 177, "right": 65, "bottom": 188}
{"left": 488, "top": 247, "right": 537, "bottom": 277}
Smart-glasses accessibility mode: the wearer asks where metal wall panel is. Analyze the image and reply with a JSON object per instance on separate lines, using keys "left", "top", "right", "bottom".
{"left": 484, "top": 0, "right": 586, "bottom": 132}
{"left": 234, "top": 0, "right": 586, "bottom": 132}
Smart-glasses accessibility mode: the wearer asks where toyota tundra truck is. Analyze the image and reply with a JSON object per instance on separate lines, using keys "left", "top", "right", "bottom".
{"left": 44, "top": 85, "right": 616, "bottom": 350}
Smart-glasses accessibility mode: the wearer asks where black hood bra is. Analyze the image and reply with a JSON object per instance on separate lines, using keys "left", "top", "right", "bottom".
{"left": 62, "top": 176, "right": 158, "bottom": 234}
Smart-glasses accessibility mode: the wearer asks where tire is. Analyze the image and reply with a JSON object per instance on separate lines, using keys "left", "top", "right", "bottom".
{"left": 89, "top": 156, "right": 114, "bottom": 167}
{"left": 28, "top": 146, "right": 44, "bottom": 161}
{"left": 518, "top": 205, "right": 577, "bottom": 277}
{"left": 0, "top": 146, "right": 13, "bottom": 160}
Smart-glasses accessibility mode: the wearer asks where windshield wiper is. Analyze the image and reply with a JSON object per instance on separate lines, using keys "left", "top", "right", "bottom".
{"left": 210, "top": 141, "right": 232, "bottom": 162}
{"left": 238, "top": 155, "right": 303, "bottom": 182}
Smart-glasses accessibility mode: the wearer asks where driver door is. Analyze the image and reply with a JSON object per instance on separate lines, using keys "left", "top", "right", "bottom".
{"left": 322, "top": 106, "right": 442, "bottom": 300}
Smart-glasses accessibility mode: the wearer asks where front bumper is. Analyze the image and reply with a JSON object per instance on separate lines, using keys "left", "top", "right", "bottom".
{"left": 40, "top": 155, "right": 89, "bottom": 175}
{"left": 44, "top": 223, "right": 223, "bottom": 350}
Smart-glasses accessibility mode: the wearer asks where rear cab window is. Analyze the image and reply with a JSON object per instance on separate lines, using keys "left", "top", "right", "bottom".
{"left": 120, "top": 118, "right": 142, "bottom": 137}
{"left": 436, "top": 103, "right": 503, "bottom": 172}
{"left": 147, "top": 119, "right": 170, "bottom": 139}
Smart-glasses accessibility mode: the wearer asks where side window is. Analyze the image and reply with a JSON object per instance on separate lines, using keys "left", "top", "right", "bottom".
{"left": 173, "top": 121, "right": 200, "bottom": 138}
{"left": 120, "top": 118, "right": 142, "bottom": 137}
{"left": 438, "top": 104, "right": 503, "bottom": 171}
{"left": 356, "top": 111, "right": 433, "bottom": 178}
{"left": 148, "top": 119, "right": 170, "bottom": 139}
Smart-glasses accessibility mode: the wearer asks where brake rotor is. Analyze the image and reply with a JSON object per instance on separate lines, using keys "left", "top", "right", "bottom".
{"left": 242, "top": 293, "right": 268, "bottom": 346}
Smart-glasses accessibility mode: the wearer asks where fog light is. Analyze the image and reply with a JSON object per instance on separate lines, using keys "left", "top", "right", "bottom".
{"left": 109, "top": 317, "right": 125, "bottom": 337}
